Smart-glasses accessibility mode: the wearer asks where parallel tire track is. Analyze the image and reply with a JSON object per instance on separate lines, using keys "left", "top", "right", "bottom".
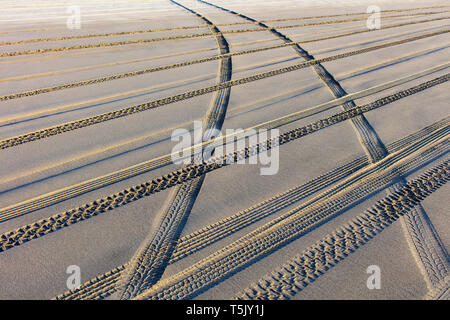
{"left": 116, "top": 0, "right": 233, "bottom": 300}
{"left": 0, "top": 75, "right": 447, "bottom": 254}
{"left": 243, "top": 0, "right": 450, "bottom": 291}
{"left": 117, "top": 176, "right": 205, "bottom": 299}
{"left": 234, "top": 160, "right": 450, "bottom": 300}
{"left": 53, "top": 116, "right": 450, "bottom": 301}
{"left": 184, "top": 4, "right": 447, "bottom": 293}
{"left": 199, "top": 0, "right": 389, "bottom": 162}
{"left": 0, "top": 16, "right": 447, "bottom": 57}
{"left": 1, "top": 10, "right": 443, "bottom": 47}
{"left": 2, "top": 17, "right": 448, "bottom": 103}
{"left": 275, "top": 0, "right": 446, "bottom": 296}
{"left": 197, "top": 1, "right": 444, "bottom": 289}
{"left": 3, "top": 5, "right": 447, "bottom": 35}
{"left": 133, "top": 136, "right": 450, "bottom": 300}
{"left": 399, "top": 198, "right": 449, "bottom": 289}
{"left": 170, "top": 120, "right": 450, "bottom": 265}
{"left": 1, "top": 29, "right": 448, "bottom": 150}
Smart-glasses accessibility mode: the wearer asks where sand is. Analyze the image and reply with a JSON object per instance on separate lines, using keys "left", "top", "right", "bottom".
{"left": 0, "top": 0, "right": 448, "bottom": 300}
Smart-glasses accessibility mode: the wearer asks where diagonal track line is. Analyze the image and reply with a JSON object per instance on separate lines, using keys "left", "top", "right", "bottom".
{"left": 234, "top": 160, "right": 450, "bottom": 300}
{"left": 1, "top": 29, "right": 448, "bottom": 150}
{"left": 53, "top": 116, "right": 450, "bottom": 301}
{"left": 1, "top": 4, "right": 447, "bottom": 34}
{"left": 0, "top": 64, "right": 447, "bottom": 223}
{"left": 133, "top": 137, "right": 450, "bottom": 299}
{"left": 0, "top": 16, "right": 448, "bottom": 57}
{"left": 115, "top": 0, "right": 233, "bottom": 300}
{"left": 1, "top": 10, "right": 445, "bottom": 47}
{"left": 0, "top": 75, "right": 447, "bottom": 255}
{"left": 1, "top": 18, "right": 449, "bottom": 102}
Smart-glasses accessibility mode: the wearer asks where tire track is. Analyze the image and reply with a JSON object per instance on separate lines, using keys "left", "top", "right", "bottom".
{"left": 234, "top": 160, "right": 450, "bottom": 300}
{"left": 2, "top": 16, "right": 447, "bottom": 102}
{"left": 0, "top": 71, "right": 219, "bottom": 128}
{"left": 310, "top": 25, "right": 448, "bottom": 57}
{"left": 1, "top": 64, "right": 446, "bottom": 223}
{"left": 0, "top": 13, "right": 433, "bottom": 66}
{"left": 399, "top": 199, "right": 449, "bottom": 289}
{"left": 0, "top": 47, "right": 449, "bottom": 196}
{"left": 199, "top": 0, "right": 389, "bottom": 162}
{"left": 257, "top": 0, "right": 449, "bottom": 288}
{"left": 133, "top": 136, "right": 450, "bottom": 300}
{"left": 1, "top": 29, "right": 447, "bottom": 150}
{"left": 115, "top": 0, "right": 233, "bottom": 300}
{"left": 424, "top": 276, "right": 450, "bottom": 300}
{"left": 228, "top": 18, "right": 445, "bottom": 51}
{"left": 0, "top": 75, "right": 447, "bottom": 254}
{"left": 0, "top": 52, "right": 290, "bottom": 127}
{"left": 0, "top": 16, "right": 447, "bottom": 58}
{"left": 0, "top": 17, "right": 419, "bottom": 84}
{"left": 188, "top": 1, "right": 449, "bottom": 294}
{"left": 1, "top": 10, "right": 443, "bottom": 47}
{"left": 54, "top": 117, "right": 450, "bottom": 300}
{"left": 116, "top": 176, "right": 205, "bottom": 299}
{"left": 0, "top": 46, "right": 218, "bottom": 83}
{"left": 198, "top": 3, "right": 449, "bottom": 289}
{"left": 2, "top": 5, "right": 445, "bottom": 35}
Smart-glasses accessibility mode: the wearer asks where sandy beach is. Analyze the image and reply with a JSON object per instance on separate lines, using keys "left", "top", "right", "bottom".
{"left": 0, "top": 0, "right": 448, "bottom": 300}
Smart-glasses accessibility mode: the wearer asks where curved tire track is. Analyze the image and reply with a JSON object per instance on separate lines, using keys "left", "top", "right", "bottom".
{"left": 0, "top": 62, "right": 447, "bottom": 225}
{"left": 2, "top": 4, "right": 446, "bottom": 35}
{"left": 2, "top": 15, "right": 447, "bottom": 103}
{"left": 133, "top": 136, "right": 450, "bottom": 300}
{"left": 115, "top": 0, "right": 233, "bottom": 300}
{"left": 187, "top": 1, "right": 450, "bottom": 294}
{"left": 235, "top": 160, "right": 450, "bottom": 300}
{"left": 1, "top": 10, "right": 442, "bottom": 47}
{"left": 0, "top": 74, "right": 447, "bottom": 257}
{"left": 0, "top": 28, "right": 447, "bottom": 150}
{"left": 53, "top": 116, "right": 450, "bottom": 301}
{"left": 198, "top": 0, "right": 389, "bottom": 162}
{"left": 1, "top": 14, "right": 447, "bottom": 57}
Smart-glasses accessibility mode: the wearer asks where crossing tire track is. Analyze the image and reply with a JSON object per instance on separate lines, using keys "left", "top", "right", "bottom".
{"left": 2, "top": 16, "right": 448, "bottom": 102}
{"left": 133, "top": 137, "right": 450, "bottom": 300}
{"left": 1, "top": 63, "right": 446, "bottom": 225}
{"left": 3, "top": 4, "right": 447, "bottom": 35}
{"left": 1, "top": 29, "right": 447, "bottom": 150}
{"left": 0, "top": 16, "right": 447, "bottom": 57}
{"left": 234, "top": 160, "right": 450, "bottom": 300}
{"left": 115, "top": 0, "right": 233, "bottom": 300}
{"left": 0, "top": 75, "right": 447, "bottom": 255}
{"left": 195, "top": 4, "right": 448, "bottom": 287}
{"left": 1, "top": 10, "right": 444, "bottom": 47}
{"left": 53, "top": 117, "right": 450, "bottom": 300}
{"left": 198, "top": 0, "right": 388, "bottom": 162}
